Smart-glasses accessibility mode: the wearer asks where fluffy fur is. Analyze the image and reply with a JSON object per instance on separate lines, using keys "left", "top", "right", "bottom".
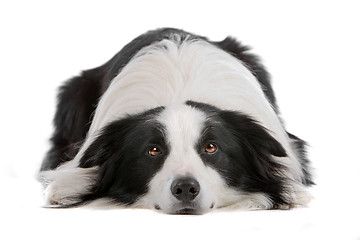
{"left": 39, "top": 28, "right": 313, "bottom": 214}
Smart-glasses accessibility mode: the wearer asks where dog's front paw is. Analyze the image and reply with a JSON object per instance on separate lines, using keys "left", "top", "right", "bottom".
{"left": 40, "top": 165, "right": 99, "bottom": 207}
{"left": 43, "top": 182, "right": 82, "bottom": 207}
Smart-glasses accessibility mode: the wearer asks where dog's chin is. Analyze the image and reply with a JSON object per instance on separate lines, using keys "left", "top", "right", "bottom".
{"left": 156, "top": 201, "right": 214, "bottom": 215}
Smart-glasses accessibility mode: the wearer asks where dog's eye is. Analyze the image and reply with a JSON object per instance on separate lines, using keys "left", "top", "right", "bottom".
{"left": 148, "top": 147, "right": 162, "bottom": 157}
{"left": 204, "top": 143, "right": 217, "bottom": 154}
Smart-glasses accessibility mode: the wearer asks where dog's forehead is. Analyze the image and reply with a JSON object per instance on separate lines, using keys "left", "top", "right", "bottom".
{"left": 153, "top": 103, "right": 210, "bottom": 177}
{"left": 157, "top": 103, "right": 207, "bottom": 146}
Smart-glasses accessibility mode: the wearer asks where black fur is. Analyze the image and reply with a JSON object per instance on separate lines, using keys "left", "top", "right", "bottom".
{"left": 287, "top": 132, "right": 314, "bottom": 186}
{"left": 41, "top": 66, "right": 105, "bottom": 170}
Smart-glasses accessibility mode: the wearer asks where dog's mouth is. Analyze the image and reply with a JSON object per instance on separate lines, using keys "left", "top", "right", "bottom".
{"left": 175, "top": 208, "right": 199, "bottom": 215}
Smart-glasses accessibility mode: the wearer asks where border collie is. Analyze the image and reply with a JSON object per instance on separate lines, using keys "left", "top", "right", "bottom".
{"left": 39, "top": 28, "right": 313, "bottom": 214}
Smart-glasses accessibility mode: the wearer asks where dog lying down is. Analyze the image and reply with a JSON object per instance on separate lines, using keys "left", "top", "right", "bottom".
{"left": 39, "top": 28, "right": 313, "bottom": 214}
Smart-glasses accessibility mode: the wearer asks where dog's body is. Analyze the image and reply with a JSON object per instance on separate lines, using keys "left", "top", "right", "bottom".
{"left": 39, "top": 28, "right": 313, "bottom": 214}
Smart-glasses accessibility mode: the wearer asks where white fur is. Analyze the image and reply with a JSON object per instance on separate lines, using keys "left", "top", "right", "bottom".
{"left": 41, "top": 34, "right": 310, "bottom": 209}
{"left": 39, "top": 162, "right": 98, "bottom": 206}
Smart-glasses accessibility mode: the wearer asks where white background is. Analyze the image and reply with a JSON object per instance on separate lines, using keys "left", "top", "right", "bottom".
{"left": 1, "top": 0, "right": 359, "bottom": 239}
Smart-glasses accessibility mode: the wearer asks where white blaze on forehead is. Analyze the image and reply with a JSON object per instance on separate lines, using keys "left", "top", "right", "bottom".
{"left": 156, "top": 104, "right": 206, "bottom": 176}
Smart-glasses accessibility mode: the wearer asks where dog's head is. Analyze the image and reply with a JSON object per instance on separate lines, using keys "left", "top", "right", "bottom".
{"left": 76, "top": 101, "right": 287, "bottom": 214}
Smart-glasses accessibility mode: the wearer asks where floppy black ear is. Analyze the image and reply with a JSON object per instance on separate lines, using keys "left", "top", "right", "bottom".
{"left": 247, "top": 123, "right": 287, "bottom": 158}
{"left": 79, "top": 120, "right": 129, "bottom": 168}
{"left": 79, "top": 106, "right": 165, "bottom": 168}
{"left": 76, "top": 118, "right": 141, "bottom": 203}
{"left": 217, "top": 111, "right": 289, "bottom": 206}
{"left": 76, "top": 120, "right": 131, "bottom": 202}
{"left": 219, "top": 111, "right": 287, "bottom": 158}
{"left": 77, "top": 107, "right": 167, "bottom": 205}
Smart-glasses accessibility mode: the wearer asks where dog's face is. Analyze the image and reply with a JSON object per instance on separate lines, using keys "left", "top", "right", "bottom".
{"left": 79, "top": 101, "right": 287, "bottom": 214}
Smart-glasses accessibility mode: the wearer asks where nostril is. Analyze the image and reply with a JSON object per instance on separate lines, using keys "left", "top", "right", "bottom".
{"left": 189, "top": 187, "right": 197, "bottom": 195}
{"left": 175, "top": 188, "right": 182, "bottom": 196}
{"left": 171, "top": 176, "right": 200, "bottom": 201}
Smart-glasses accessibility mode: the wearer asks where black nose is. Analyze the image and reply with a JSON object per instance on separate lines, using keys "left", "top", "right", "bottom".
{"left": 171, "top": 177, "right": 200, "bottom": 201}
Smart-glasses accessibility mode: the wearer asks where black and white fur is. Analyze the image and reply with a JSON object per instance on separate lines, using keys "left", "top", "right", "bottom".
{"left": 39, "top": 28, "right": 313, "bottom": 214}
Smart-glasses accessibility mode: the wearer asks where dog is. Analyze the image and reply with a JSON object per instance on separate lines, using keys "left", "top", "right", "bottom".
{"left": 39, "top": 28, "right": 313, "bottom": 214}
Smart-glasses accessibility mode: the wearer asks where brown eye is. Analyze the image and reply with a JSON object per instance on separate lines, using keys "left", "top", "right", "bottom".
{"left": 205, "top": 143, "right": 217, "bottom": 153}
{"left": 148, "top": 147, "right": 162, "bottom": 156}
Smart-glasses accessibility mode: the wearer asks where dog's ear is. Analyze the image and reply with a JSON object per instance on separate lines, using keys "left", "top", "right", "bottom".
{"left": 218, "top": 111, "right": 288, "bottom": 206}
{"left": 78, "top": 111, "right": 152, "bottom": 168}
{"left": 77, "top": 109, "right": 167, "bottom": 205}
{"left": 79, "top": 122, "right": 127, "bottom": 168}
{"left": 79, "top": 106, "right": 165, "bottom": 169}
{"left": 219, "top": 111, "right": 287, "bottom": 158}
{"left": 246, "top": 122, "right": 287, "bottom": 158}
